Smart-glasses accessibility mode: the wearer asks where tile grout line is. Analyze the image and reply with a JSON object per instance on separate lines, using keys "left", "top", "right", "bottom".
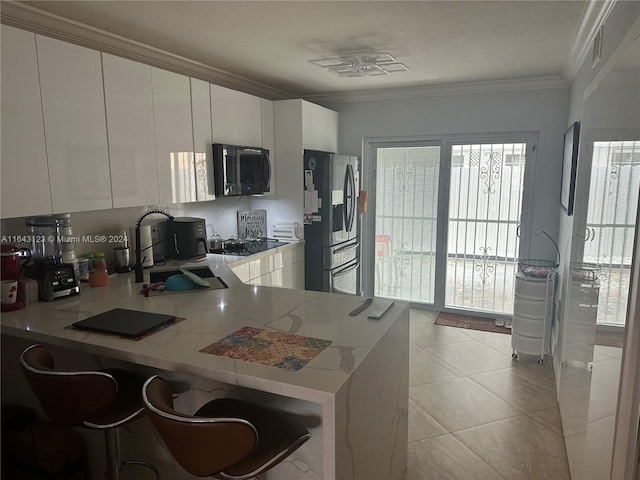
{"left": 406, "top": 313, "right": 572, "bottom": 480}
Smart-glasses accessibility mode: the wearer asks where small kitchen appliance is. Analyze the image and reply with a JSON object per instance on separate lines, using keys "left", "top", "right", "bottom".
{"left": 272, "top": 222, "right": 303, "bottom": 242}
{"left": 113, "top": 246, "right": 131, "bottom": 273}
{"left": 1, "top": 244, "right": 27, "bottom": 311}
{"left": 212, "top": 143, "right": 270, "bottom": 196}
{"left": 173, "top": 217, "right": 208, "bottom": 259}
{"left": 22, "top": 216, "right": 79, "bottom": 302}
{"left": 208, "top": 233, "right": 223, "bottom": 253}
{"left": 134, "top": 209, "right": 174, "bottom": 283}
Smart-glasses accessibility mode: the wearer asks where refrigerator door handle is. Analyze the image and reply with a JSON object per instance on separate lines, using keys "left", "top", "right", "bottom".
{"left": 332, "top": 261, "right": 359, "bottom": 277}
{"left": 334, "top": 241, "right": 360, "bottom": 254}
{"left": 343, "top": 164, "right": 356, "bottom": 233}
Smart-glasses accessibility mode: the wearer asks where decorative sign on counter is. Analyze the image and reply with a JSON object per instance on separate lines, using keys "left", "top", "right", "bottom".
{"left": 237, "top": 210, "right": 267, "bottom": 239}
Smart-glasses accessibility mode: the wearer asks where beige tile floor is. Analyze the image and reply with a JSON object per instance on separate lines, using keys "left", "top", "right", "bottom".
{"left": 406, "top": 308, "right": 571, "bottom": 480}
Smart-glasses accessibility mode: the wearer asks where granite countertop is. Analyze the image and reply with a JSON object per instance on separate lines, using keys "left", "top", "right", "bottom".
{"left": 1, "top": 247, "right": 408, "bottom": 403}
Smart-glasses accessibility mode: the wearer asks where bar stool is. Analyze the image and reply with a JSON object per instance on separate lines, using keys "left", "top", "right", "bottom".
{"left": 19, "top": 344, "right": 158, "bottom": 480}
{"left": 142, "top": 375, "right": 311, "bottom": 479}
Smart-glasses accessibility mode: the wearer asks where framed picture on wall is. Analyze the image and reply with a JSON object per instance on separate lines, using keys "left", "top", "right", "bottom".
{"left": 560, "top": 122, "right": 580, "bottom": 216}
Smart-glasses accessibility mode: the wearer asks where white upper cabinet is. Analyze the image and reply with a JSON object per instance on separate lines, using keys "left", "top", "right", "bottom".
{"left": 210, "top": 84, "right": 263, "bottom": 147}
{"left": 36, "top": 35, "right": 112, "bottom": 213}
{"left": 261, "top": 99, "right": 275, "bottom": 154}
{"left": 102, "top": 54, "right": 159, "bottom": 208}
{"left": 152, "top": 68, "right": 196, "bottom": 204}
{"left": 302, "top": 100, "right": 339, "bottom": 153}
{"left": 190, "top": 78, "right": 215, "bottom": 202}
{"left": 1, "top": 25, "right": 51, "bottom": 218}
{"left": 261, "top": 98, "right": 275, "bottom": 196}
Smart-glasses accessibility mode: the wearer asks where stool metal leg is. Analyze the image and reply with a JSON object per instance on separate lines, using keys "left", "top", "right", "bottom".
{"left": 104, "top": 428, "right": 120, "bottom": 480}
{"left": 103, "top": 427, "right": 159, "bottom": 480}
{"left": 121, "top": 460, "right": 160, "bottom": 478}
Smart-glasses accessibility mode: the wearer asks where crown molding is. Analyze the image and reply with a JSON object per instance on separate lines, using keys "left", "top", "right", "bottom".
{"left": 561, "top": 0, "right": 617, "bottom": 83}
{"left": 0, "top": 1, "right": 295, "bottom": 100}
{"left": 305, "top": 76, "right": 568, "bottom": 105}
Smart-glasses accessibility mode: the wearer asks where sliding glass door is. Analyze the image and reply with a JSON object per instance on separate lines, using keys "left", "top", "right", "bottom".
{"left": 373, "top": 145, "right": 440, "bottom": 303}
{"left": 445, "top": 142, "right": 527, "bottom": 314}
{"left": 370, "top": 135, "right": 533, "bottom": 316}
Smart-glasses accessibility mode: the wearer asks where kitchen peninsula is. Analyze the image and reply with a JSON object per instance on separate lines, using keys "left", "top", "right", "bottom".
{"left": 0, "top": 247, "right": 409, "bottom": 480}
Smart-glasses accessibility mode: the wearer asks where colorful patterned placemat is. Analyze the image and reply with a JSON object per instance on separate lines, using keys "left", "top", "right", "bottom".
{"left": 200, "top": 326, "right": 332, "bottom": 372}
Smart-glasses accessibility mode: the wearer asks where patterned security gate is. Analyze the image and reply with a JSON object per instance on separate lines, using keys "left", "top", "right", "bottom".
{"left": 584, "top": 140, "right": 640, "bottom": 326}
{"left": 374, "top": 145, "right": 440, "bottom": 303}
{"left": 373, "top": 139, "right": 529, "bottom": 315}
{"left": 445, "top": 143, "right": 527, "bottom": 314}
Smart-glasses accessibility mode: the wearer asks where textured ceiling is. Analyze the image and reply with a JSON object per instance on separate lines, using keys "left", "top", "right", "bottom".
{"left": 19, "top": 0, "right": 587, "bottom": 97}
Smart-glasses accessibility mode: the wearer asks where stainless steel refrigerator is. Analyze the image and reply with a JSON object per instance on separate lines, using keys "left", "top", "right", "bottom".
{"left": 303, "top": 150, "right": 360, "bottom": 295}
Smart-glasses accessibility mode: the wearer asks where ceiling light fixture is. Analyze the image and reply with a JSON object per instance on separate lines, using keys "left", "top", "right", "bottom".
{"left": 309, "top": 52, "right": 409, "bottom": 77}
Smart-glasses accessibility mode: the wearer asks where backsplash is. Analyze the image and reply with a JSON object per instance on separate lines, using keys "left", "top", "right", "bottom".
{"left": 0, "top": 196, "right": 251, "bottom": 264}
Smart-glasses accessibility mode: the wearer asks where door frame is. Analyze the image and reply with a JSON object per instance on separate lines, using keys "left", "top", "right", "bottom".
{"left": 362, "top": 131, "right": 538, "bottom": 311}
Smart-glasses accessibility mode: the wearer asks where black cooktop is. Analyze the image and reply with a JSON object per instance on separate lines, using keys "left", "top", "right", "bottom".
{"left": 213, "top": 239, "right": 289, "bottom": 257}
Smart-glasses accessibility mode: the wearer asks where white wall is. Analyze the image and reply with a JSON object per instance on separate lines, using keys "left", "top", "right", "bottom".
{"left": 555, "top": 1, "right": 640, "bottom": 359}
{"left": 554, "top": 2, "right": 640, "bottom": 478}
{"left": 560, "top": 1, "right": 640, "bottom": 273}
{"left": 324, "top": 86, "right": 569, "bottom": 260}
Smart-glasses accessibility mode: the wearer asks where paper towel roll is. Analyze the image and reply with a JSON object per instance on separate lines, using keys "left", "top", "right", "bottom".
{"left": 131, "top": 225, "right": 154, "bottom": 268}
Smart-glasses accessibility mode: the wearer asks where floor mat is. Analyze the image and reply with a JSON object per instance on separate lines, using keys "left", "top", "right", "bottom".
{"left": 435, "top": 312, "right": 511, "bottom": 335}
{"left": 435, "top": 312, "right": 626, "bottom": 349}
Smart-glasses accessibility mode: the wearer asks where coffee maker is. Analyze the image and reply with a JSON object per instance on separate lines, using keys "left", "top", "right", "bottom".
{"left": 23, "top": 216, "right": 79, "bottom": 302}
{"left": 1, "top": 244, "right": 27, "bottom": 311}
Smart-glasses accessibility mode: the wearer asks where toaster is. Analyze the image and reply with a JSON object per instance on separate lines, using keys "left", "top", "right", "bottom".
{"left": 272, "top": 222, "right": 303, "bottom": 242}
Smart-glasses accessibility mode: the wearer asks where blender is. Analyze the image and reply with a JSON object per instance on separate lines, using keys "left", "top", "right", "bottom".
{"left": 23, "top": 216, "right": 80, "bottom": 302}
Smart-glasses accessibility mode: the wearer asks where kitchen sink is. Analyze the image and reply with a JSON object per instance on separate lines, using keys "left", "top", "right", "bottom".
{"left": 148, "top": 266, "right": 215, "bottom": 284}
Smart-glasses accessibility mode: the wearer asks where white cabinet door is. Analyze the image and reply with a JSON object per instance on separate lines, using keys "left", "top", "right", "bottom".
{"left": 302, "top": 100, "right": 338, "bottom": 152}
{"left": 1, "top": 26, "right": 51, "bottom": 218}
{"left": 210, "top": 84, "right": 263, "bottom": 147}
{"left": 240, "top": 92, "right": 263, "bottom": 147}
{"left": 210, "top": 84, "right": 240, "bottom": 145}
{"left": 37, "top": 35, "right": 112, "bottom": 213}
{"left": 261, "top": 98, "right": 275, "bottom": 196}
{"left": 261, "top": 99, "right": 275, "bottom": 153}
{"left": 190, "top": 78, "right": 215, "bottom": 202}
{"left": 103, "top": 54, "right": 159, "bottom": 208}
{"left": 152, "top": 68, "right": 195, "bottom": 204}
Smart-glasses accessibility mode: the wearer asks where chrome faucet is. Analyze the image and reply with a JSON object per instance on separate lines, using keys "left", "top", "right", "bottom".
{"left": 134, "top": 209, "right": 175, "bottom": 283}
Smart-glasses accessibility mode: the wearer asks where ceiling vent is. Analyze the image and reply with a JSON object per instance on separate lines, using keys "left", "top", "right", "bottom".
{"left": 592, "top": 25, "right": 603, "bottom": 67}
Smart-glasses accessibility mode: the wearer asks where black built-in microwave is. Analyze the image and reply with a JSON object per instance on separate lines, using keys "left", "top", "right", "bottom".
{"left": 212, "top": 143, "right": 270, "bottom": 196}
